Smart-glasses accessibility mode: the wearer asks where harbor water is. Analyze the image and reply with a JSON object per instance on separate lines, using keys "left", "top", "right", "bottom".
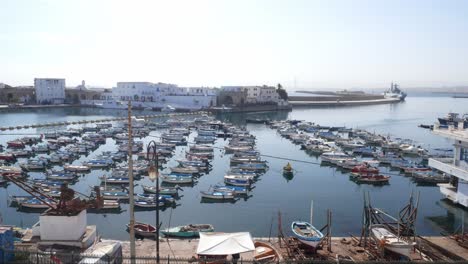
{"left": 0, "top": 95, "right": 467, "bottom": 241}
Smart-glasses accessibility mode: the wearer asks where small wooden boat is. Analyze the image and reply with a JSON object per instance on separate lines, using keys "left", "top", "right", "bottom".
{"left": 134, "top": 199, "right": 165, "bottom": 208}
{"left": 100, "top": 176, "right": 130, "bottom": 184}
{"left": 352, "top": 174, "right": 390, "bottom": 184}
{"left": 160, "top": 175, "right": 193, "bottom": 184}
{"left": 102, "top": 200, "right": 121, "bottom": 209}
{"left": 126, "top": 222, "right": 157, "bottom": 237}
{"left": 283, "top": 163, "right": 293, "bottom": 173}
{"left": 7, "top": 140, "right": 25, "bottom": 149}
{"left": 170, "top": 166, "right": 199, "bottom": 174}
{"left": 20, "top": 198, "right": 55, "bottom": 209}
{"left": 102, "top": 191, "right": 129, "bottom": 200}
{"left": 64, "top": 164, "right": 90, "bottom": 172}
{"left": 224, "top": 175, "right": 252, "bottom": 187}
{"left": 161, "top": 224, "right": 214, "bottom": 238}
{"left": 291, "top": 221, "right": 324, "bottom": 249}
{"left": 142, "top": 185, "right": 179, "bottom": 196}
{"left": 351, "top": 164, "right": 379, "bottom": 176}
{"left": 371, "top": 224, "right": 415, "bottom": 258}
{"left": 200, "top": 191, "right": 235, "bottom": 200}
{"left": 213, "top": 185, "right": 248, "bottom": 195}
{"left": 254, "top": 241, "right": 280, "bottom": 262}
{"left": 0, "top": 166, "right": 23, "bottom": 177}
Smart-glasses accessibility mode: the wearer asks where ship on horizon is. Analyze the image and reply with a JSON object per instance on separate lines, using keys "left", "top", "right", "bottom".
{"left": 384, "top": 82, "right": 407, "bottom": 101}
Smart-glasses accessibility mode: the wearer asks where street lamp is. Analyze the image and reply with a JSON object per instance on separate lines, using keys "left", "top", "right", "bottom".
{"left": 147, "top": 140, "right": 160, "bottom": 263}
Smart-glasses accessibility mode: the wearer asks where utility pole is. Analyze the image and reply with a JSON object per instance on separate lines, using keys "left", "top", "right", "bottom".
{"left": 128, "top": 101, "right": 136, "bottom": 263}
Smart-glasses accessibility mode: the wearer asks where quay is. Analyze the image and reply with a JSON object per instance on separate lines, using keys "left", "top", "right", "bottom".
{"left": 102, "top": 236, "right": 468, "bottom": 261}
{"left": 289, "top": 97, "right": 401, "bottom": 107}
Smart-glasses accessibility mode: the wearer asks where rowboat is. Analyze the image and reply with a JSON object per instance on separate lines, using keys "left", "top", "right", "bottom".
{"left": 64, "top": 164, "right": 90, "bottom": 172}
{"left": 371, "top": 224, "right": 415, "bottom": 258}
{"left": 352, "top": 174, "right": 390, "bottom": 184}
{"left": 254, "top": 241, "right": 280, "bottom": 262}
{"left": 100, "top": 176, "right": 130, "bottom": 184}
{"left": 20, "top": 198, "right": 55, "bottom": 209}
{"left": 102, "top": 200, "right": 121, "bottom": 209}
{"left": 142, "top": 185, "right": 179, "bottom": 196}
{"left": 291, "top": 221, "right": 324, "bottom": 249}
{"left": 46, "top": 171, "right": 76, "bottom": 181}
{"left": 213, "top": 185, "right": 248, "bottom": 195}
{"left": 235, "top": 163, "right": 268, "bottom": 172}
{"left": 161, "top": 224, "right": 214, "bottom": 238}
{"left": 134, "top": 199, "right": 165, "bottom": 208}
{"left": 200, "top": 191, "right": 235, "bottom": 200}
{"left": 0, "top": 166, "right": 23, "bottom": 177}
{"left": 160, "top": 175, "right": 193, "bottom": 184}
{"left": 7, "top": 140, "right": 25, "bottom": 149}
{"left": 102, "top": 191, "right": 129, "bottom": 200}
{"left": 126, "top": 222, "right": 157, "bottom": 237}
{"left": 170, "top": 166, "right": 199, "bottom": 174}
{"left": 224, "top": 175, "right": 252, "bottom": 186}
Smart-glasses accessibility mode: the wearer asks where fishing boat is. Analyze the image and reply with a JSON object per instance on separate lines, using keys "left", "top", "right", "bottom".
{"left": 291, "top": 221, "right": 324, "bottom": 249}
{"left": 160, "top": 175, "right": 193, "bottom": 184}
{"left": 20, "top": 159, "right": 48, "bottom": 171}
{"left": 126, "top": 222, "right": 157, "bottom": 237}
{"left": 200, "top": 191, "right": 235, "bottom": 200}
{"left": 64, "top": 164, "right": 91, "bottom": 172}
{"left": 351, "top": 164, "right": 379, "bottom": 176}
{"left": 224, "top": 175, "right": 252, "bottom": 187}
{"left": 0, "top": 152, "right": 16, "bottom": 162}
{"left": 134, "top": 199, "right": 165, "bottom": 208}
{"left": 161, "top": 224, "right": 214, "bottom": 238}
{"left": 136, "top": 193, "right": 175, "bottom": 204}
{"left": 102, "top": 191, "right": 129, "bottom": 200}
{"left": 370, "top": 224, "right": 415, "bottom": 258}
{"left": 46, "top": 171, "right": 77, "bottom": 181}
{"left": 224, "top": 145, "right": 253, "bottom": 153}
{"left": 83, "top": 159, "right": 114, "bottom": 168}
{"left": 253, "top": 241, "right": 280, "bottom": 262}
{"left": 170, "top": 166, "right": 199, "bottom": 174}
{"left": 102, "top": 200, "right": 121, "bottom": 209}
{"left": 320, "top": 152, "right": 350, "bottom": 163}
{"left": 100, "top": 176, "right": 130, "bottom": 184}
{"left": 20, "top": 198, "right": 55, "bottom": 209}
{"left": 142, "top": 185, "right": 179, "bottom": 196}
{"left": 352, "top": 174, "right": 390, "bottom": 184}
{"left": 0, "top": 166, "right": 23, "bottom": 177}
{"left": 213, "top": 185, "right": 248, "bottom": 195}
{"left": 235, "top": 163, "right": 268, "bottom": 172}
{"left": 7, "top": 140, "right": 25, "bottom": 149}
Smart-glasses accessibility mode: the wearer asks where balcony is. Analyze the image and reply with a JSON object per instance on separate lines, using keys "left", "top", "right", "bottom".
{"left": 429, "top": 157, "right": 468, "bottom": 181}
{"left": 438, "top": 183, "right": 458, "bottom": 202}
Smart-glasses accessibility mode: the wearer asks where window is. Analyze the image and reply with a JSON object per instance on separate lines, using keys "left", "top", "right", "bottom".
{"left": 461, "top": 148, "right": 468, "bottom": 163}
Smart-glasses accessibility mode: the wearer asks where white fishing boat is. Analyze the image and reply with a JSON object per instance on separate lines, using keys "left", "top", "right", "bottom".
{"left": 64, "top": 164, "right": 91, "bottom": 172}
{"left": 370, "top": 224, "right": 415, "bottom": 258}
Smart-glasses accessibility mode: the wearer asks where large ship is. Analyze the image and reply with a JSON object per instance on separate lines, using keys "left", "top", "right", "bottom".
{"left": 383, "top": 82, "right": 407, "bottom": 101}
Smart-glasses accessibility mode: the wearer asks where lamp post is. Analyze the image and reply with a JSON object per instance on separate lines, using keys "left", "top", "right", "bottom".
{"left": 147, "top": 140, "right": 160, "bottom": 263}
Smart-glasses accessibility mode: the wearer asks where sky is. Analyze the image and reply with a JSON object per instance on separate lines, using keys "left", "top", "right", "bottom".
{"left": 1, "top": 0, "right": 468, "bottom": 90}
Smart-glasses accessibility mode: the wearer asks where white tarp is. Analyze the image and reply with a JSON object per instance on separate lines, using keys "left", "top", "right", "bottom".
{"left": 197, "top": 232, "right": 255, "bottom": 255}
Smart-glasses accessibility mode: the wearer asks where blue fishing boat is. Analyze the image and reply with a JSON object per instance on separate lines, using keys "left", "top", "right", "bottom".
{"left": 213, "top": 185, "right": 248, "bottom": 195}
{"left": 291, "top": 221, "right": 324, "bottom": 249}
{"left": 200, "top": 191, "right": 235, "bottom": 200}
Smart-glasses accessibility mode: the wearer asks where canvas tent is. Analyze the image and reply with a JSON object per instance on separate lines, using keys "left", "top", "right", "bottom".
{"left": 197, "top": 232, "right": 255, "bottom": 255}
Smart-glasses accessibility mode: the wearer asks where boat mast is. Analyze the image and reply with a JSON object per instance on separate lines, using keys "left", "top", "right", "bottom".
{"left": 128, "top": 101, "right": 136, "bottom": 264}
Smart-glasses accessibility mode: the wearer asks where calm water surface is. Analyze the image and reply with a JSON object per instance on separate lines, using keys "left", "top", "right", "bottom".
{"left": 0, "top": 96, "right": 467, "bottom": 240}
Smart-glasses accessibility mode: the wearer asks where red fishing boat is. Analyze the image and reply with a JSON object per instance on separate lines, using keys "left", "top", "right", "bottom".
{"left": 0, "top": 153, "right": 16, "bottom": 162}
{"left": 7, "top": 140, "right": 25, "bottom": 149}
{"left": 351, "top": 163, "right": 379, "bottom": 176}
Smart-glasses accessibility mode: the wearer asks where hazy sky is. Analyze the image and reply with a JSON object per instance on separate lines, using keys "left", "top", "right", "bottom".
{"left": 1, "top": 0, "right": 468, "bottom": 89}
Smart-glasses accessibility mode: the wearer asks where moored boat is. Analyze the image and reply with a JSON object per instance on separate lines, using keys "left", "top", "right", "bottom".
{"left": 161, "top": 224, "right": 214, "bottom": 238}
{"left": 126, "top": 222, "right": 157, "bottom": 237}
{"left": 254, "top": 241, "right": 280, "bottom": 262}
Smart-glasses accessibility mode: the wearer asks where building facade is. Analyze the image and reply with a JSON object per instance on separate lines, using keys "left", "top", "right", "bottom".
{"left": 242, "top": 86, "right": 279, "bottom": 104}
{"left": 429, "top": 120, "right": 468, "bottom": 207}
{"left": 98, "top": 82, "right": 217, "bottom": 110}
{"left": 34, "top": 78, "right": 65, "bottom": 104}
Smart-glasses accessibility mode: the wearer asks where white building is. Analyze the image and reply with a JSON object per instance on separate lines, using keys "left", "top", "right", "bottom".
{"left": 429, "top": 120, "right": 468, "bottom": 207}
{"left": 100, "top": 82, "right": 217, "bottom": 110}
{"left": 34, "top": 78, "right": 65, "bottom": 104}
{"left": 243, "top": 86, "right": 279, "bottom": 104}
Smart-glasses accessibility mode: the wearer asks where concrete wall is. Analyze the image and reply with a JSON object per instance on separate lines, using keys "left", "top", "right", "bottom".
{"left": 39, "top": 210, "right": 87, "bottom": 241}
